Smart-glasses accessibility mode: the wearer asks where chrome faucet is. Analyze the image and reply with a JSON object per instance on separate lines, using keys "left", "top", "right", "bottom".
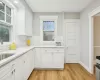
{"left": 0, "top": 39, "right": 3, "bottom": 45}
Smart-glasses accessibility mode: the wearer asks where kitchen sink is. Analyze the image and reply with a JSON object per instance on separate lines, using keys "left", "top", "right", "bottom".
{"left": 0, "top": 53, "right": 14, "bottom": 61}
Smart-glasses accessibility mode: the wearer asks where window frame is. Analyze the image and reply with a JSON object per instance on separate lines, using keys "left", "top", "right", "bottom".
{"left": 40, "top": 16, "right": 58, "bottom": 44}
{"left": 0, "top": 0, "right": 15, "bottom": 44}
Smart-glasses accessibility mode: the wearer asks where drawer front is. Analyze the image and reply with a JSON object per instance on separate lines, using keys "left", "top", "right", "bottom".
{"left": 42, "top": 48, "right": 64, "bottom": 53}
{"left": 52, "top": 48, "right": 64, "bottom": 53}
{"left": 42, "top": 48, "right": 53, "bottom": 53}
{"left": 0, "top": 63, "right": 14, "bottom": 78}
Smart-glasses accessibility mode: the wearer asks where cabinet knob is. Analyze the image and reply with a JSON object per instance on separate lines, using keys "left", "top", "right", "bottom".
{"left": 14, "top": 69, "right": 15, "bottom": 72}
{"left": 12, "top": 71, "right": 14, "bottom": 74}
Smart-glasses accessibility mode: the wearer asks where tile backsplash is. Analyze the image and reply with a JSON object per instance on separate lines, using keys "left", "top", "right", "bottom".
{"left": 0, "top": 35, "right": 32, "bottom": 52}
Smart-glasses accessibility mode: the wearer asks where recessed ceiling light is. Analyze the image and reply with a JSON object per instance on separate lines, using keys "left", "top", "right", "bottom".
{"left": 14, "top": 0, "right": 18, "bottom": 4}
{"left": 0, "top": 1, "right": 3, "bottom": 4}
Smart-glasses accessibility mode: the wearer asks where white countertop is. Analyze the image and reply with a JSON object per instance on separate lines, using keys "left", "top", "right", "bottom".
{"left": 0, "top": 46, "right": 34, "bottom": 68}
{"left": 34, "top": 46, "right": 64, "bottom": 48}
{"left": 0, "top": 45, "right": 64, "bottom": 68}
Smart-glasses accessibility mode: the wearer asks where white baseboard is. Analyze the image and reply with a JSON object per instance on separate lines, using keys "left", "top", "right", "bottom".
{"left": 79, "top": 61, "right": 91, "bottom": 73}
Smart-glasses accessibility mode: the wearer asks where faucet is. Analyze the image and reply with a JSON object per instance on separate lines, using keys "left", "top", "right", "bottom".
{"left": 0, "top": 39, "right": 3, "bottom": 45}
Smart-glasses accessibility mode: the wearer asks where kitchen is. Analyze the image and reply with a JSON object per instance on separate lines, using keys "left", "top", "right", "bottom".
{"left": 0, "top": 0, "right": 99, "bottom": 80}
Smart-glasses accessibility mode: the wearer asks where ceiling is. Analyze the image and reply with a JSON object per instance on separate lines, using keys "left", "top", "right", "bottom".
{"left": 25, "top": 0, "right": 94, "bottom": 12}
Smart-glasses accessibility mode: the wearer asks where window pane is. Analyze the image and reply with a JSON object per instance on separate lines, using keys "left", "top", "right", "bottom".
{"left": 0, "top": 24, "right": 10, "bottom": 42}
{"left": 0, "top": 11, "right": 5, "bottom": 20}
{"left": 6, "top": 6, "right": 11, "bottom": 16}
{"left": 6, "top": 15, "right": 11, "bottom": 23}
{"left": 43, "top": 21, "right": 55, "bottom": 31}
{"left": 0, "top": 2, "right": 5, "bottom": 12}
{"left": 43, "top": 31, "right": 54, "bottom": 41}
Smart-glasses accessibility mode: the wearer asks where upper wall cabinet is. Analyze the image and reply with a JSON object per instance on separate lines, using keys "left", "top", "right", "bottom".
{"left": 25, "top": 8, "right": 33, "bottom": 36}
{"left": 17, "top": 1, "right": 33, "bottom": 36}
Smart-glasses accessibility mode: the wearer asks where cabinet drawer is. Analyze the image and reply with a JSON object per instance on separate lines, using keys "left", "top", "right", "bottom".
{"left": 42, "top": 48, "right": 53, "bottom": 53}
{"left": 52, "top": 48, "right": 64, "bottom": 53}
{"left": 0, "top": 63, "right": 14, "bottom": 78}
{"left": 42, "top": 48, "right": 64, "bottom": 53}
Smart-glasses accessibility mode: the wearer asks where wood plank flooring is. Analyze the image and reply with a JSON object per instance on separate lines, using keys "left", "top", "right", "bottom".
{"left": 28, "top": 64, "right": 96, "bottom": 80}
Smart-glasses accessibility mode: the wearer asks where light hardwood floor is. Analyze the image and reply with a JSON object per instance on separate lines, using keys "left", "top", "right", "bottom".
{"left": 28, "top": 64, "right": 96, "bottom": 80}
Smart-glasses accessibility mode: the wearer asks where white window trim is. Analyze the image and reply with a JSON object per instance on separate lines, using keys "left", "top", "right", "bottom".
{"left": 0, "top": 0, "right": 16, "bottom": 44}
{"left": 40, "top": 16, "right": 58, "bottom": 44}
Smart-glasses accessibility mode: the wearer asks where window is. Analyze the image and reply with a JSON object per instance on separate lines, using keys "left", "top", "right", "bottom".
{"left": 0, "top": 24, "right": 10, "bottom": 42}
{"left": 0, "top": 1, "right": 12, "bottom": 43}
{"left": 40, "top": 16, "right": 58, "bottom": 42}
{"left": 0, "top": 1, "right": 12, "bottom": 24}
{"left": 43, "top": 21, "right": 55, "bottom": 41}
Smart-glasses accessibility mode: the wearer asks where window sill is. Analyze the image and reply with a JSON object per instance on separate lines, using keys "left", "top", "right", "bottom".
{"left": 0, "top": 42, "right": 11, "bottom": 46}
{"left": 0, "top": 20, "right": 12, "bottom": 26}
{"left": 41, "top": 41, "right": 56, "bottom": 45}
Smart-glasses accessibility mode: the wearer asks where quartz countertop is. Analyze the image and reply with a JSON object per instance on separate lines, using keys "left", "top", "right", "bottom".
{"left": 0, "top": 45, "right": 64, "bottom": 68}
{"left": 34, "top": 46, "right": 64, "bottom": 48}
{"left": 0, "top": 46, "right": 34, "bottom": 68}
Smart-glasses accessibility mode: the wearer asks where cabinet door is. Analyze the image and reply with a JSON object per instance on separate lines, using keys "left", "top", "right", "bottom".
{"left": 41, "top": 50, "right": 52, "bottom": 68}
{"left": 25, "top": 8, "right": 33, "bottom": 36}
{"left": 31, "top": 49, "right": 35, "bottom": 70}
{"left": 15, "top": 56, "right": 24, "bottom": 80}
{"left": 23, "top": 53, "right": 31, "bottom": 80}
{"left": 53, "top": 53, "right": 64, "bottom": 68}
{"left": 0, "top": 61, "right": 15, "bottom": 80}
{"left": 28, "top": 50, "right": 34, "bottom": 72}
{"left": 0, "top": 70, "right": 14, "bottom": 80}
{"left": 34, "top": 48, "right": 42, "bottom": 68}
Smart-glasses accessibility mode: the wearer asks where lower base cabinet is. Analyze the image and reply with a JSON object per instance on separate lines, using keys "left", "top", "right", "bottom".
{"left": 0, "top": 61, "right": 15, "bottom": 80}
{"left": 15, "top": 56, "right": 24, "bottom": 80}
{"left": 35, "top": 48, "right": 64, "bottom": 69}
{"left": 15, "top": 49, "right": 35, "bottom": 80}
{"left": 0, "top": 49, "right": 35, "bottom": 80}
{"left": 0, "top": 71, "right": 14, "bottom": 80}
{"left": 53, "top": 53, "right": 64, "bottom": 68}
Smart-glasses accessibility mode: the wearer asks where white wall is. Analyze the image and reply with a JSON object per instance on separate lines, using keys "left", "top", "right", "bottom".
{"left": 32, "top": 12, "right": 80, "bottom": 46}
{"left": 80, "top": 0, "right": 100, "bottom": 68}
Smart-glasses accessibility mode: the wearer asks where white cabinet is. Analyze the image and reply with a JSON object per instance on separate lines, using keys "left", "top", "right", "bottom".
{"left": 15, "top": 56, "right": 24, "bottom": 80}
{"left": 35, "top": 47, "right": 64, "bottom": 69}
{"left": 23, "top": 51, "right": 32, "bottom": 80}
{"left": 0, "top": 72, "right": 14, "bottom": 80}
{"left": 41, "top": 51, "right": 52, "bottom": 68}
{"left": 0, "top": 48, "right": 35, "bottom": 80}
{"left": 17, "top": 3, "right": 33, "bottom": 36}
{"left": 53, "top": 53, "right": 64, "bottom": 68}
{"left": 15, "top": 49, "right": 34, "bottom": 80}
{"left": 30, "top": 49, "right": 35, "bottom": 70}
{"left": 35, "top": 48, "right": 42, "bottom": 68}
{"left": 0, "top": 70, "right": 14, "bottom": 80}
{"left": 0, "top": 62, "right": 15, "bottom": 80}
{"left": 25, "top": 8, "right": 33, "bottom": 36}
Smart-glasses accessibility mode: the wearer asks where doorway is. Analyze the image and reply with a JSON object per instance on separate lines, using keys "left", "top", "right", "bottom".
{"left": 64, "top": 19, "right": 80, "bottom": 63}
{"left": 91, "top": 13, "right": 100, "bottom": 74}
{"left": 89, "top": 6, "right": 100, "bottom": 74}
